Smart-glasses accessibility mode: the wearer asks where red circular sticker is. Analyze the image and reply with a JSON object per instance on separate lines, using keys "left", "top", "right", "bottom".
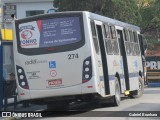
{"left": 21, "top": 30, "right": 33, "bottom": 39}
{"left": 50, "top": 70, "right": 57, "bottom": 77}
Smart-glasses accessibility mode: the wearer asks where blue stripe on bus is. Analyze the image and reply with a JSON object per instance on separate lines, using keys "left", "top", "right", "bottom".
{"left": 109, "top": 75, "right": 115, "bottom": 81}
{"left": 129, "top": 72, "right": 139, "bottom": 78}
{"left": 108, "top": 72, "right": 139, "bottom": 81}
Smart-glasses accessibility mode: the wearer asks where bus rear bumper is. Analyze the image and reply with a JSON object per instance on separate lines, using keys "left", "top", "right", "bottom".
{"left": 17, "top": 82, "right": 97, "bottom": 101}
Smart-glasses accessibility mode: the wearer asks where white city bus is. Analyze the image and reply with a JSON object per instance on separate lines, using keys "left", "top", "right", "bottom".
{"left": 13, "top": 11, "right": 145, "bottom": 110}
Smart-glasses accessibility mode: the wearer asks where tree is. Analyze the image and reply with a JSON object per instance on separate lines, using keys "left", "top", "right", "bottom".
{"left": 54, "top": 0, "right": 140, "bottom": 25}
{"left": 138, "top": 0, "right": 160, "bottom": 32}
{"left": 137, "top": 0, "right": 160, "bottom": 49}
{"left": 54, "top": 0, "right": 160, "bottom": 50}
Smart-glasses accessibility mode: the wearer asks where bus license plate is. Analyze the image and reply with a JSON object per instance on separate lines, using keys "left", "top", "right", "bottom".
{"left": 47, "top": 79, "right": 62, "bottom": 86}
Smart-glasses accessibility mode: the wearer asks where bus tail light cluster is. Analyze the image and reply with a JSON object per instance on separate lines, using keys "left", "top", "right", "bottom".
{"left": 16, "top": 65, "right": 29, "bottom": 89}
{"left": 82, "top": 56, "right": 92, "bottom": 83}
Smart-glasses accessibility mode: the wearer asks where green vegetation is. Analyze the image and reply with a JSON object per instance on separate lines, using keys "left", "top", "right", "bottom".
{"left": 54, "top": 0, "right": 160, "bottom": 50}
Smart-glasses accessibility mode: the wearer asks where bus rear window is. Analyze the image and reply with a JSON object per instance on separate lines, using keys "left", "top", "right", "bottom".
{"left": 19, "top": 17, "right": 81, "bottom": 48}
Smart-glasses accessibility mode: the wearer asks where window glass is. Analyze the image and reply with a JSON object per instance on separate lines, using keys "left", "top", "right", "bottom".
{"left": 124, "top": 29, "right": 129, "bottom": 41}
{"left": 105, "top": 40, "right": 113, "bottom": 54}
{"left": 103, "top": 24, "right": 110, "bottom": 38}
{"left": 133, "top": 32, "right": 138, "bottom": 43}
{"left": 131, "top": 42, "right": 136, "bottom": 56}
{"left": 19, "top": 17, "right": 81, "bottom": 48}
{"left": 110, "top": 26, "right": 116, "bottom": 39}
{"left": 129, "top": 31, "right": 134, "bottom": 42}
{"left": 93, "top": 38, "right": 99, "bottom": 53}
{"left": 125, "top": 42, "right": 131, "bottom": 55}
{"left": 104, "top": 25, "right": 119, "bottom": 55}
{"left": 90, "top": 21, "right": 96, "bottom": 36}
{"left": 113, "top": 40, "right": 119, "bottom": 55}
{"left": 90, "top": 21, "right": 99, "bottom": 54}
{"left": 134, "top": 44, "right": 140, "bottom": 55}
{"left": 26, "top": 10, "right": 44, "bottom": 17}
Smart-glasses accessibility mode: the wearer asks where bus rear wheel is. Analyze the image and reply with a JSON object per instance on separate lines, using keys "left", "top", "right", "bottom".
{"left": 47, "top": 101, "right": 69, "bottom": 111}
{"left": 129, "top": 77, "right": 144, "bottom": 98}
{"left": 112, "top": 78, "right": 121, "bottom": 106}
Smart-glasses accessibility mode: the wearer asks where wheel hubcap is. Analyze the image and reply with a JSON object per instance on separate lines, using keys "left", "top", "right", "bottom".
{"left": 116, "top": 84, "right": 120, "bottom": 101}
{"left": 138, "top": 81, "right": 142, "bottom": 94}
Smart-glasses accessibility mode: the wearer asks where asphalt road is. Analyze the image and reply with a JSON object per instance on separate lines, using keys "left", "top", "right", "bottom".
{"left": 39, "top": 87, "right": 160, "bottom": 120}
{"left": 2, "top": 87, "right": 160, "bottom": 120}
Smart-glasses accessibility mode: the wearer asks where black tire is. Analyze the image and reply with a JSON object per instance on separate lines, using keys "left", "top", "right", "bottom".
{"left": 112, "top": 78, "right": 121, "bottom": 106}
{"left": 129, "top": 77, "right": 144, "bottom": 98}
{"left": 47, "top": 101, "right": 69, "bottom": 111}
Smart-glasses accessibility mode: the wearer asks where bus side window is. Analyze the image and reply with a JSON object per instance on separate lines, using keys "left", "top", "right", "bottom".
{"left": 90, "top": 21, "right": 99, "bottom": 54}
{"left": 124, "top": 29, "right": 131, "bottom": 56}
{"left": 110, "top": 25, "right": 119, "bottom": 55}
{"left": 133, "top": 31, "right": 140, "bottom": 56}
{"left": 103, "top": 24, "right": 111, "bottom": 38}
{"left": 142, "top": 36, "right": 148, "bottom": 51}
{"left": 124, "top": 29, "right": 129, "bottom": 41}
{"left": 128, "top": 30, "right": 136, "bottom": 56}
{"left": 133, "top": 31, "right": 138, "bottom": 43}
{"left": 138, "top": 34, "right": 147, "bottom": 56}
{"left": 90, "top": 21, "right": 97, "bottom": 36}
{"left": 103, "top": 24, "right": 112, "bottom": 55}
{"left": 110, "top": 26, "right": 116, "bottom": 39}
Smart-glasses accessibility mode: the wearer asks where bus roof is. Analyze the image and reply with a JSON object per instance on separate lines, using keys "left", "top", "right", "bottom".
{"left": 15, "top": 11, "right": 140, "bottom": 31}
{"left": 88, "top": 12, "right": 140, "bottom": 31}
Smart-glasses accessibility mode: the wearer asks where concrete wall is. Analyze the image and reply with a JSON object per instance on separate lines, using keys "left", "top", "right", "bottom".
{"left": 2, "top": 1, "right": 54, "bottom": 19}
{"left": 16, "top": 2, "right": 53, "bottom": 19}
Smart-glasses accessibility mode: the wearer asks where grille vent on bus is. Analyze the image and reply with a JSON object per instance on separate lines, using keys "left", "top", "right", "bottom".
{"left": 82, "top": 56, "right": 92, "bottom": 83}
{"left": 16, "top": 65, "right": 29, "bottom": 89}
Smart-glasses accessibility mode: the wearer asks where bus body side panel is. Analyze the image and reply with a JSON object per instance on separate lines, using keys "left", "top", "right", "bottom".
{"left": 80, "top": 13, "right": 98, "bottom": 95}
{"left": 115, "top": 26, "right": 127, "bottom": 93}
{"left": 125, "top": 32, "right": 143, "bottom": 91}
{"left": 107, "top": 55, "right": 126, "bottom": 95}
{"left": 105, "top": 26, "right": 126, "bottom": 95}
{"left": 127, "top": 46, "right": 143, "bottom": 90}
{"left": 120, "top": 29, "right": 143, "bottom": 91}
{"left": 81, "top": 13, "right": 105, "bottom": 96}
{"left": 116, "top": 27, "right": 131, "bottom": 92}
{"left": 13, "top": 23, "right": 31, "bottom": 100}
{"left": 127, "top": 56, "right": 139, "bottom": 90}
{"left": 94, "top": 20, "right": 111, "bottom": 97}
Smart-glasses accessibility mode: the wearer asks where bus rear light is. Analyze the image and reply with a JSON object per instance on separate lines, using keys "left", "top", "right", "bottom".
{"left": 87, "top": 86, "right": 93, "bottom": 88}
{"left": 18, "top": 69, "right": 23, "bottom": 73}
{"left": 16, "top": 65, "right": 29, "bottom": 89}
{"left": 20, "top": 75, "right": 24, "bottom": 79}
{"left": 82, "top": 56, "right": 92, "bottom": 83}
{"left": 21, "top": 81, "right": 26, "bottom": 86}
{"left": 20, "top": 93, "right": 25, "bottom": 96}
{"left": 85, "top": 74, "right": 90, "bottom": 79}
{"left": 23, "top": 86, "right": 29, "bottom": 89}
{"left": 82, "top": 80, "right": 89, "bottom": 83}
{"left": 85, "top": 67, "right": 90, "bottom": 72}
{"left": 47, "top": 47, "right": 56, "bottom": 51}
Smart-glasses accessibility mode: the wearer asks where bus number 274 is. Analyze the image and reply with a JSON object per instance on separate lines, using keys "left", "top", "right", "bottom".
{"left": 68, "top": 54, "right": 79, "bottom": 60}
